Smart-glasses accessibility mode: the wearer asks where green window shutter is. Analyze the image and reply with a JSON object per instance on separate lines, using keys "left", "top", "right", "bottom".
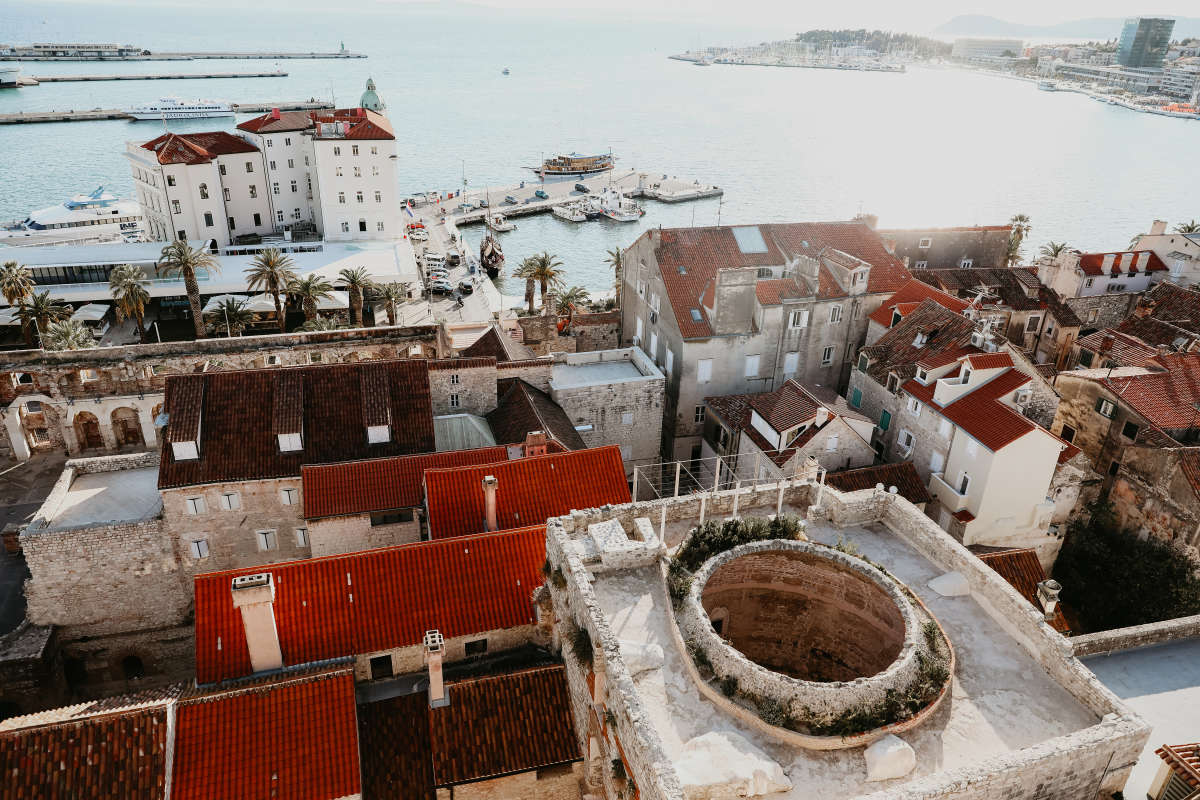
{"left": 851, "top": 388, "right": 862, "bottom": 408}
{"left": 879, "top": 409, "right": 891, "bottom": 431}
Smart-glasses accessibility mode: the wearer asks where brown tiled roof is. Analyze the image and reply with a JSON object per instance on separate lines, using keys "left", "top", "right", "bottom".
{"left": 902, "top": 367, "right": 1037, "bottom": 452}
{"left": 705, "top": 393, "right": 751, "bottom": 429}
{"left": 973, "top": 547, "right": 1070, "bottom": 634}
{"left": 486, "top": 378, "right": 586, "bottom": 451}
{"left": 825, "top": 462, "right": 933, "bottom": 506}
{"left": 964, "top": 352, "right": 1014, "bottom": 370}
{"left": 860, "top": 300, "right": 977, "bottom": 384}
{"left": 867, "top": 278, "right": 972, "bottom": 327}
{"left": 460, "top": 328, "right": 513, "bottom": 361}
{"left": 1117, "top": 281, "right": 1200, "bottom": 346}
{"left": 755, "top": 277, "right": 806, "bottom": 306}
{"left": 271, "top": 369, "right": 304, "bottom": 434}
{"left": 311, "top": 108, "right": 395, "bottom": 140}
{"left": 236, "top": 109, "right": 320, "bottom": 134}
{"left": 358, "top": 692, "right": 434, "bottom": 800}
{"left": 165, "top": 373, "right": 204, "bottom": 443}
{"left": 748, "top": 380, "right": 820, "bottom": 432}
{"left": 140, "top": 131, "right": 259, "bottom": 165}
{"left": 913, "top": 267, "right": 1042, "bottom": 311}
{"left": 1083, "top": 353, "right": 1200, "bottom": 430}
{"left": 0, "top": 693, "right": 175, "bottom": 799}
{"left": 1076, "top": 328, "right": 1160, "bottom": 367}
{"left": 158, "top": 360, "right": 434, "bottom": 489}
{"left": 1156, "top": 742, "right": 1200, "bottom": 790}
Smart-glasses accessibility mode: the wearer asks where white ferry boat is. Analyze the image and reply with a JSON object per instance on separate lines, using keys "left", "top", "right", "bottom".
{"left": 0, "top": 66, "right": 20, "bottom": 88}
{"left": 1037, "top": 80, "right": 1058, "bottom": 92}
{"left": 596, "top": 187, "right": 643, "bottom": 223}
{"left": 0, "top": 187, "right": 143, "bottom": 245}
{"left": 551, "top": 202, "right": 587, "bottom": 223}
{"left": 126, "top": 97, "right": 234, "bottom": 120}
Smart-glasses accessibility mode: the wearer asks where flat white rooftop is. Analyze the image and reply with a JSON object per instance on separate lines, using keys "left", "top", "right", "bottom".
{"left": 550, "top": 348, "right": 663, "bottom": 391}
{"left": 45, "top": 467, "right": 161, "bottom": 529}
{"left": 590, "top": 515, "right": 1099, "bottom": 798}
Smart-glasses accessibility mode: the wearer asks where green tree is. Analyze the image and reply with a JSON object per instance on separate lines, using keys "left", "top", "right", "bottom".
{"left": 1038, "top": 241, "right": 1069, "bottom": 260}
{"left": 556, "top": 285, "right": 591, "bottom": 314}
{"left": 41, "top": 319, "right": 95, "bottom": 351}
{"left": 373, "top": 282, "right": 409, "bottom": 326}
{"left": 244, "top": 248, "right": 298, "bottom": 333}
{"left": 109, "top": 263, "right": 151, "bottom": 343}
{"left": 297, "top": 316, "right": 346, "bottom": 332}
{"left": 157, "top": 240, "right": 218, "bottom": 339}
{"left": 338, "top": 266, "right": 373, "bottom": 327}
{"left": 604, "top": 247, "right": 623, "bottom": 306}
{"left": 1175, "top": 219, "right": 1200, "bottom": 234}
{"left": 0, "top": 261, "right": 35, "bottom": 346}
{"left": 288, "top": 275, "right": 335, "bottom": 322}
{"left": 1006, "top": 213, "right": 1031, "bottom": 266}
{"left": 17, "top": 291, "right": 71, "bottom": 346}
{"left": 205, "top": 297, "right": 254, "bottom": 337}
{"left": 514, "top": 257, "right": 538, "bottom": 315}
{"left": 527, "top": 251, "right": 565, "bottom": 314}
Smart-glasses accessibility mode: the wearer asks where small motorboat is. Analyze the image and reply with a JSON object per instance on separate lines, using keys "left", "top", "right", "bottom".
{"left": 486, "top": 214, "right": 516, "bottom": 232}
{"left": 552, "top": 203, "right": 587, "bottom": 223}
{"left": 502, "top": 67, "right": 510, "bottom": 75}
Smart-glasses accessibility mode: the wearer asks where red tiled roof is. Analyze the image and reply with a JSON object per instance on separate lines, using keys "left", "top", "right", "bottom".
{"left": 428, "top": 356, "right": 497, "bottom": 370}
{"left": 158, "top": 360, "right": 434, "bottom": 489}
{"left": 311, "top": 107, "right": 395, "bottom": 140}
{"left": 302, "top": 447, "right": 510, "bottom": 519}
{"left": 1156, "top": 742, "right": 1200, "bottom": 789}
{"left": 193, "top": 527, "right": 545, "bottom": 683}
{"left": 651, "top": 221, "right": 909, "bottom": 338}
{"left": 1089, "top": 354, "right": 1200, "bottom": 430}
{"left": 974, "top": 548, "right": 1070, "bottom": 634}
{"left": 867, "top": 278, "right": 972, "bottom": 327}
{"left": 236, "top": 109, "right": 319, "bottom": 134}
{"left": 748, "top": 380, "right": 820, "bottom": 432}
{"left": 423, "top": 446, "right": 630, "bottom": 539}
{"left": 140, "top": 131, "right": 259, "bottom": 165}
{"left": 825, "top": 462, "right": 933, "bottom": 506}
{"left": 952, "top": 509, "right": 975, "bottom": 522}
{"left": 755, "top": 278, "right": 806, "bottom": 306}
{"left": 878, "top": 225, "right": 1013, "bottom": 234}
{"left": 917, "top": 344, "right": 980, "bottom": 369}
{"left": 1076, "top": 329, "right": 1160, "bottom": 368}
{"left": 429, "top": 665, "right": 580, "bottom": 786}
{"left": 964, "top": 352, "right": 1014, "bottom": 370}
{"left": 173, "top": 668, "right": 360, "bottom": 800}
{"left": 0, "top": 701, "right": 172, "bottom": 799}
{"left": 1077, "top": 250, "right": 1168, "bottom": 276}
{"left": 860, "top": 300, "right": 978, "bottom": 384}
{"left": 902, "top": 368, "right": 1039, "bottom": 452}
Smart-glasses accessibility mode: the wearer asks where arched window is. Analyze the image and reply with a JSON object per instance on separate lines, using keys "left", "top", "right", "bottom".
{"left": 122, "top": 655, "right": 145, "bottom": 680}
{"left": 198, "top": 183, "right": 209, "bottom": 200}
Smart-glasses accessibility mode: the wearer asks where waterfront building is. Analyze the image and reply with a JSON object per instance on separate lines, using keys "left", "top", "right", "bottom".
{"left": 1044, "top": 61, "right": 1164, "bottom": 94}
{"left": 1037, "top": 247, "right": 1168, "bottom": 298}
{"left": 877, "top": 223, "right": 1012, "bottom": 269}
{"left": 1161, "top": 57, "right": 1200, "bottom": 102}
{"left": 126, "top": 131, "right": 274, "bottom": 247}
{"left": 1117, "top": 17, "right": 1176, "bottom": 69}
{"left": 235, "top": 109, "right": 326, "bottom": 237}
{"left": 950, "top": 37, "right": 1024, "bottom": 63}
{"left": 1128, "top": 219, "right": 1200, "bottom": 287}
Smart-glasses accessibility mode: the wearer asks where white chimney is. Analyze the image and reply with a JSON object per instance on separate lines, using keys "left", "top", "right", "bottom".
{"left": 1036, "top": 579, "right": 1061, "bottom": 621}
{"left": 1101, "top": 254, "right": 1115, "bottom": 275}
{"left": 814, "top": 407, "right": 830, "bottom": 427}
{"left": 482, "top": 475, "right": 499, "bottom": 532}
{"left": 1149, "top": 219, "right": 1167, "bottom": 236}
{"left": 423, "top": 630, "right": 449, "bottom": 708}
{"left": 230, "top": 574, "right": 283, "bottom": 673}
{"left": 1135, "top": 252, "right": 1148, "bottom": 272}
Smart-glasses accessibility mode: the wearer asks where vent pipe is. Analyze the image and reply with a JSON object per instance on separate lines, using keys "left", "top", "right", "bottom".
{"left": 423, "top": 630, "right": 449, "bottom": 708}
{"left": 1036, "top": 579, "right": 1062, "bottom": 621}
{"left": 482, "top": 475, "right": 499, "bottom": 532}
{"left": 230, "top": 574, "right": 283, "bottom": 673}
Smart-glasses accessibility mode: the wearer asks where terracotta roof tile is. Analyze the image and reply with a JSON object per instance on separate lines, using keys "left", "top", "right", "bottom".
{"left": 1089, "top": 354, "right": 1200, "bottom": 430}
{"left": 193, "top": 527, "right": 545, "bottom": 683}
{"left": 460, "top": 328, "right": 513, "bottom": 361}
{"left": 1156, "top": 742, "right": 1200, "bottom": 789}
{"left": 747, "top": 380, "right": 820, "bottom": 432}
{"left": 974, "top": 548, "right": 1070, "bottom": 634}
{"left": 860, "top": 300, "right": 977, "bottom": 383}
{"left": 486, "top": 378, "right": 586, "bottom": 451}
{"left": 754, "top": 278, "right": 807, "bottom": 306}
{"left": 867, "top": 278, "right": 972, "bottom": 327}
{"left": 1076, "top": 329, "right": 1160, "bottom": 367}
{"left": 358, "top": 692, "right": 435, "bottom": 800}
{"left": 236, "top": 110, "right": 319, "bottom": 134}
{"left": 1077, "top": 250, "right": 1168, "bottom": 276}
{"left": 964, "top": 352, "right": 1014, "bottom": 370}
{"left": 902, "top": 368, "right": 1036, "bottom": 452}
{"left": 311, "top": 107, "right": 396, "bottom": 140}
{"left": 1117, "top": 282, "right": 1200, "bottom": 347}
{"left": 428, "top": 356, "right": 498, "bottom": 370}
{"left": 140, "top": 131, "right": 260, "bottom": 165}
{"left": 158, "top": 360, "right": 434, "bottom": 489}
{"left": 825, "top": 462, "right": 933, "bottom": 506}
{"left": 302, "top": 446, "right": 510, "bottom": 519}
{"left": 172, "top": 668, "right": 360, "bottom": 800}
{"left": 423, "top": 446, "right": 630, "bottom": 539}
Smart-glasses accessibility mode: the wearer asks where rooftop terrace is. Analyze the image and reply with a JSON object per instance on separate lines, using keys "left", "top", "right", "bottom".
{"left": 550, "top": 347, "right": 664, "bottom": 391}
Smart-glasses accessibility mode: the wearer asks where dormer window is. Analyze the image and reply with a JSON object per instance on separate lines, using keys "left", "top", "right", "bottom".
{"left": 960, "top": 368, "right": 973, "bottom": 384}
{"left": 690, "top": 309, "right": 703, "bottom": 323}
{"left": 886, "top": 374, "right": 900, "bottom": 393}
{"left": 367, "top": 424, "right": 391, "bottom": 444}
{"left": 916, "top": 368, "right": 929, "bottom": 384}
{"left": 278, "top": 432, "right": 302, "bottom": 452}
{"left": 172, "top": 441, "right": 199, "bottom": 461}
{"left": 891, "top": 310, "right": 902, "bottom": 327}
{"left": 857, "top": 353, "right": 869, "bottom": 372}
{"left": 918, "top": 238, "right": 932, "bottom": 249}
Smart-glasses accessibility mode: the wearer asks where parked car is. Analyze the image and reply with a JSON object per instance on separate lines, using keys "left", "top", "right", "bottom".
{"left": 534, "top": 189, "right": 549, "bottom": 200}
{"left": 574, "top": 183, "right": 590, "bottom": 193}
{"left": 445, "top": 252, "right": 461, "bottom": 266}
{"left": 478, "top": 198, "right": 489, "bottom": 208}
{"left": 429, "top": 279, "right": 455, "bottom": 294}
{"left": 426, "top": 267, "right": 449, "bottom": 278}
{"left": 457, "top": 202, "right": 476, "bottom": 213}
{"left": 424, "top": 252, "right": 445, "bottom": 266}
{"left": 504, "top": 195, "right": 518, "bottom": 205}
{"left": 410, "top": 229, "right": 429, "bottom": 241}
{"left": 458, "top": 279, "right": 474, "bottom": 294}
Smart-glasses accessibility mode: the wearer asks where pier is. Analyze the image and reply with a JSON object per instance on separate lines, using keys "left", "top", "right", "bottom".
{"left": 17, "top": 70, "right": 288, "bottom": 85}
{"left": 0, "top": 101, "right": 330, "bottom": 126}
{"left": 2, "top": 50, "right": 364, "bottom": 62}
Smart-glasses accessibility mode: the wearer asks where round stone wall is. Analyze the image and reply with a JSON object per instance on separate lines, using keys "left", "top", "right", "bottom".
{"left": 701, "top": 549, "right": 906, "bottom": 682}
{"left": 678, "top": 539, "right": 932, "bottom": 724}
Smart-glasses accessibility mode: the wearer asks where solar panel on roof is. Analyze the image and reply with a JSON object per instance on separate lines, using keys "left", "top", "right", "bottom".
{"left": 690, "top": 309, "right": 703, "bottom": 322}
{"left": 732, "top": 226, "right": 768, "bottom": 254}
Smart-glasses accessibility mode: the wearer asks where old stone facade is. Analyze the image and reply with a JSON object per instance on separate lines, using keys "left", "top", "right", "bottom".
{"left": 437, "top": 763, "right": 583, "bottom": 800}
{"left": 1064, "top": 292, "right": 1140, "bottom": 334}
{"left": 1109, "top": 445, "right": 1200, "bottom": 552}
{"left": 308, "top": 512, "right": 421, "bottom": 558}
{"left": 428, "top": 359, "right": 501, "bottom": 416}
{"left": 1049, "top": 371, "right": 1148, "bottom": 480}
{"left": 878, "top": 225, "right": 1012, "bottom": 270}
{"left": 516, "top": 311, "right": 620, "bottom": 356}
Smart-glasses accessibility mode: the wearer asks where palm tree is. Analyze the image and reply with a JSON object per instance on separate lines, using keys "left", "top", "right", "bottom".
{"left": 514, "top": 257, "right": 538, "bottom": 315}
{"left": 17, "top": 291, "right": 71, "bottom": 345}
{"left": 1007, "top": 213, "right": 1032, "bottom": 266}
{"left": 244, "top": 248, "right": 298, "bottom": 333}
{"left": 556, "top": 286, "right": 591, "bottom": 314}
{"left": 109, "top": 264, "right": 151, "bottom": 343}
{"left": 1039, "top": 241, "right": 1069, "bottom": 260}
{"left": 41, "top": 319, "right": 95, "bottom": 351}
{"left": 205, "top": 297, "right": 254, "bottom": 337}
{"left": 373, "top": 282, "right": 409, "bottom": 326}
{"left": 0, "top": 261, "right": 35, "bottom": 346}
{"left": 527, "top": 251, "right": 565, "bottom": 314}
{"left": 604, "top": 247, "right": 623, "bottom": 306}
{"left": 1175, "top": 220, "right": 1200, "bottom": 234}
{"left": 287, "top": 275, "right": 335, "bottom": 322}
{"left": 297, "top": 317, "right": 346, "bottom": 332}
{"left": 338, "top": 266, "right": 373, "bottom": 327}
{"left": 157, "top": 240, "right": 218, "bottom": 339}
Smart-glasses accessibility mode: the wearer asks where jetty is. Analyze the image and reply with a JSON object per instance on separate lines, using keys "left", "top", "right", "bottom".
{"left": 0, "top": 101, "right": 330, "bottom": 126}
{"left": 17, "top": 70, "right": 287, "bottom": 86}
{"left": 1, "top": 48, "right": 364, "bottom": 62}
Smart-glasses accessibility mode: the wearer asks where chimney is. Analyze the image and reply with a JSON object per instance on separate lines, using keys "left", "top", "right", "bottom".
{"left": 524, "top": 430, "right": 548, "bottom": 457}
{"left": 1150, "top": 219, "right": 1168, "bottom": 236}
{"left": 1036, "top": 579, "right": 1062, "bottom": 621}
{"left": 1101, "top": 254, "right": 1115, "bottom": 275}
{"left": 814, "top": 407, "right": 831, "bottom": 427}
{"left": 270, "top": 107, "right": 281, "bottom": 120}
{"left": 482, "top": 475, "right": 499, "bottom": 532}
{"left": 882, "top": 236, "right": 897, "bottom": 255}
{"left": 230, "top": 574, "right": 283, "bottom": 673}
{"left": 423, "top": 630, "right": 449, "bottom": 708}
{"left": 1118, "top": 252, "right": 1132, "bottom": 273}
{"left": 1135, "top": 252, "right": 1148, "bottom": 272}
{"left": 1101, "top": 334, "right": 1115, "bottom": 353}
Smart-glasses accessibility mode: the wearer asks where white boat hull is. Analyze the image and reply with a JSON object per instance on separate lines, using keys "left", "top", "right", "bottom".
{"left": 552, "top": 205, "right": 586, "bottom": 222}
{"left": 127, "top": 109, "right": 234, "bottom": 120}
{"left": 602, "top": 210, "right": 640, "bottom": 223}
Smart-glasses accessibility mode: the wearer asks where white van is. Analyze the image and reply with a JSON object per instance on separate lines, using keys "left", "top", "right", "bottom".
{"left": 424, "top": 252, "right": 445, "bottom": 267}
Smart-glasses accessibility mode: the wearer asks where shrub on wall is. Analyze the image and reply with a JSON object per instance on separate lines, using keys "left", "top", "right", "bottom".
{"left": 668, "top": 514, "right": 805, "bottom": 606}
{"left": 1053, "top": 501, "right": 1200, "bottom": 633}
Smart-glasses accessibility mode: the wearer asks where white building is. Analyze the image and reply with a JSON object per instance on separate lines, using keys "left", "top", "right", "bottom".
{"left": 1161, "top": 58, "right": 1200, "bottom": 101}
{"left": 308, "top": 107, "right": 399, "bottom": 241}
{"left": 1131, "top": 219, "right": 1200, "bottom": 287}
{"left": 126, "top": 131, "right": 273, "bottom": 248}
{"left": 1036, "top": 248, "right": 1169, "bottom": 298}
{"left": 235, "top": 110, "right": 324, "bottom": 237}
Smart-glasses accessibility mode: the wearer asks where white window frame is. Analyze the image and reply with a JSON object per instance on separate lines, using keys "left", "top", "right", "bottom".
{"left": 915, "top": 260, "right": 928, "bottom": 269}
{"left": 190, "top": 538, "right": 210, "bottom": 559}
{"left": 829, "top": 305, "right": 843, "bottom": 324}
{"left": 294, "top": 528, "right": 309, "bottom": 548}
{"left": 918, "top": 237, "right": 932, "bottom": 249}
{"left": 279, "top": 487, "right": 299, "bottom": 506}
{"left": 665, "top": 348, "right": 674, "bottom": 374}
{"left": 957, "top": 472, "right": 971, "bottom": 495}
{"left": 821, "top": 346, "right": 834, "bottom": 366}
{"left": 219, "top": 491, "right": 241, "bottom": 511}
{"left": 449, "top": 393, "right": 460, "bottom": 408}
{"left": 185, "top": 496, "right": 206, "bottom": 515}
{"left": 744, "top": 354, "right": 760, "bottom": 378}
{"left": 694, "top": 406, "right": 705, "bottom": 424}
{"left": 255, "top": 529, "right": 277, "bottom": 552}
{"left": 697, "top": 359, "right": 713, "bottom": 384}
{"left": 450, "top": 374, "right": 460, "bottom": 385}
{"left": 788, "top": 309, "right": 809, "bottom": 328}
{"left": 906, "top": 395, "right": 921, "bottom": 415}
{"left": 783, "top": 351, "right": 799, "bottom": 376}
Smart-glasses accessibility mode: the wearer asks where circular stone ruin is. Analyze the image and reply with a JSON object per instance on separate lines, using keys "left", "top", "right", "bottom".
{"left": 679, "top": 539, "right": 946, "bottom": 737}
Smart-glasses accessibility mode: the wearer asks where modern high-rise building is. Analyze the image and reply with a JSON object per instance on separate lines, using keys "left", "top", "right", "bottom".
{"left": 1117, "top": 17, "right": 1175, "bottom": 69}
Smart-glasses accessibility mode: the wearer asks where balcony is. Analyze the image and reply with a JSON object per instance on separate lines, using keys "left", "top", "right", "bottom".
{"left": 929, "top": 471, "right": 969, "bottom": 513}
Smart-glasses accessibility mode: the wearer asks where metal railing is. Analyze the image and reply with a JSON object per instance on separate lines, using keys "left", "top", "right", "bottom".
{"left": 631, "top": 449, "right": 818, "bottom": 504}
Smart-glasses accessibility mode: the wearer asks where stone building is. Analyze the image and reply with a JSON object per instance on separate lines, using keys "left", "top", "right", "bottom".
{"left": 864, "top": 277, "right": 972, "bottom": 345}
{"left": 515, "top": 311, "right": 621, "bottom": 356}
{"left": 0, "top": 324, "right": 443, "bottom": 462}
{"left": 620, "top": 221, "right": 910, "bottom": 463}
{"left": 1072, "top": 328, "right": 1162, "bottom": 370}
{"left": 1109, "top": 444, "right": 1200, "bottom": 553}
{"left": 1064, "top": 291, "right": 1141, "bottom": 333}
{"left": 702, "top": 379, "right": 876, "bottom": 481}
{"left": 1112, "top": 280, "right": 1200, "bottom": 352}
{"left": 1130, "top": 218, "right": 1200, "bottom": 287}
{"left": 1036, "top": 248, "right": 1168, "bottom": 298}
{"left": 877, "top": 224, "right": 1012, "bottom": 269}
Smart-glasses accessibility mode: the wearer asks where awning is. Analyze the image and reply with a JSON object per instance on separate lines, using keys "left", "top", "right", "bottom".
{"left": 243, "top": 293, "right": 280, "bottom": 313}
{"left": 317, "top": 291, "right": 349, "bottom": 310}
{"left": 71, "top": 303, "right": 111, "bottom": 322}
{"left": 202, "top": 294, "right": 250, "bottom": 313}
{"left": 0, "top": 307, "right": 20, "bottom": 326}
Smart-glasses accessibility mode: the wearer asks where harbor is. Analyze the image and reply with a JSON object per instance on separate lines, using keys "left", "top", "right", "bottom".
{"left": 0, "top": 100, "right": 330, "bottom": 125}
{"left": 0, "top": 42, "right": 364, "bottom": 61}
{"left": 15, "top": 70, "right": 288, "bottom": 86}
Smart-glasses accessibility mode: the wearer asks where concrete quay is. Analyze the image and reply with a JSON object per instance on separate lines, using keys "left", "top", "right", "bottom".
{"left": 3, "top": 51, "right": 365, "bottom": 61}
{"left": 20, "top": 70, "right": 287, "bottom": 85}
{"left": 0, "top": 100, "right": 329, "bottom": 126}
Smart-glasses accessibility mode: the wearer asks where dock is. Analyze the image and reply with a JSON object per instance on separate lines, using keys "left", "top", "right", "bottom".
{"left": 3, "top": 51, "right": 365, "bottom": 62}
{"left": 18, "top": 70, "right": 288, "bottom": 85}
{"left": 0, "top": 101, "right": 330, "bottom": 126}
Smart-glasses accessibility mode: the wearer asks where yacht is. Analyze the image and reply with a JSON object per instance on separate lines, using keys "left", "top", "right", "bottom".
{"left": 551, "top": 202, "right": 587, "bottom": 223}
{"left": 486, "top": 214, "right": 516, "bottom": 232}
{"left": 1037, "top": 80, "right": 1058, "bottom": 92}
{"left": 596, "top": 187, "right": 643, "bottom": 222}
{"left": 126, "top": 97, "right": 234, "bottom": 120}
{"left": 0, "top": 187, "right": 143, "bottom": 244}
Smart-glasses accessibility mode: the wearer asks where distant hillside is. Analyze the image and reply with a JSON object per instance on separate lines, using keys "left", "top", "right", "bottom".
{"left": 934, "top": 14, "right": 1200, "bottom": 41}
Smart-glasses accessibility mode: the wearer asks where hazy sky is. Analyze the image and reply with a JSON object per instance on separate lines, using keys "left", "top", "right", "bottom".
{"left": 58, "top": 0, "right": 1200, "bottom": 33}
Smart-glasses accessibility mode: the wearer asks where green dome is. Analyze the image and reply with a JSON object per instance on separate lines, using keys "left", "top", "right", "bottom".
{"left": 359, "top": 78, "right": 386, "bottom": 112}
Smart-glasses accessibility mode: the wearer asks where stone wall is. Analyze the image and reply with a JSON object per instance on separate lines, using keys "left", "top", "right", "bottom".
{"left": 1072, "top": 613, "right": 1200, "bottom": 657}
{"left": 1003, "top": 343, "right": 1060, "bottom": 429}
{"left": 351, "top": 625, "right": 538, "bottom": 683}
{"left": 1049, "top": 375, "right": 1140, "bottom": 475}
{"left": 517, "top": 312, "right": 619, "bottom": 357}
{"left": 308, "top": 513, "right": 422, "bottom": 558}
{"left": 428, "top": 360, "right": 499, "bottom": 416}
{"left": 1064, "top": 292, "right": 1140, "bottom": 334}
{"left": 1109, "top": 445, "right": 1200, "bottom": 550}
{"left": 436, "top": 763, "right": 583, "bottom": 800}
{"left": 497, "top": 359, "right": 553, "bottom": 392}
{"left": 0, "top": 623, "right": 65, "bottom": 719}
{"left": 60, "top": 623, "right": 195, "bottom": 701}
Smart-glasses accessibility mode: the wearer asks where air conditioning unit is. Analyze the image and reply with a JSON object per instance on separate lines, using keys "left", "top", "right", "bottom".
{"left": 265, "top": 354, "right": 282, "bottom": 366}
{"left": 1014, "top": 389, "right": 1032, "bottom": 405}
{"left": 631, "top": 335, "right": 641, "bottom": 347}
{"left": 970, "top": 332, "right": 985, "bottom": 348}
{"left": 650, "top": 310, "right": 658, "bottom": 324}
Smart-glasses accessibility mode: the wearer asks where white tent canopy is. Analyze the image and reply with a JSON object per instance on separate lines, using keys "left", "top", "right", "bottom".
{"left": 202, "top": 294, "right": 251, "bottom": 313}
{"left": 71, "top": 303, "right": 111, "bottom": 322}
{"left": 0, "top": 307, "right": 20, "bottom": 326}
{"left": 316, "top": 291, "right": 350, "bottom": 311}
{"left": 242, "top": 294, "right": 279, "bottom": 313}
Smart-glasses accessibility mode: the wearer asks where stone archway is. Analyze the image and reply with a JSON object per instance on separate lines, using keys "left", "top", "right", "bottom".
{"left": 110, "top": 407, "right": 144, "bottom": 448}
{"left": 73, "top": 411, "right": 103, "bottom": 451}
